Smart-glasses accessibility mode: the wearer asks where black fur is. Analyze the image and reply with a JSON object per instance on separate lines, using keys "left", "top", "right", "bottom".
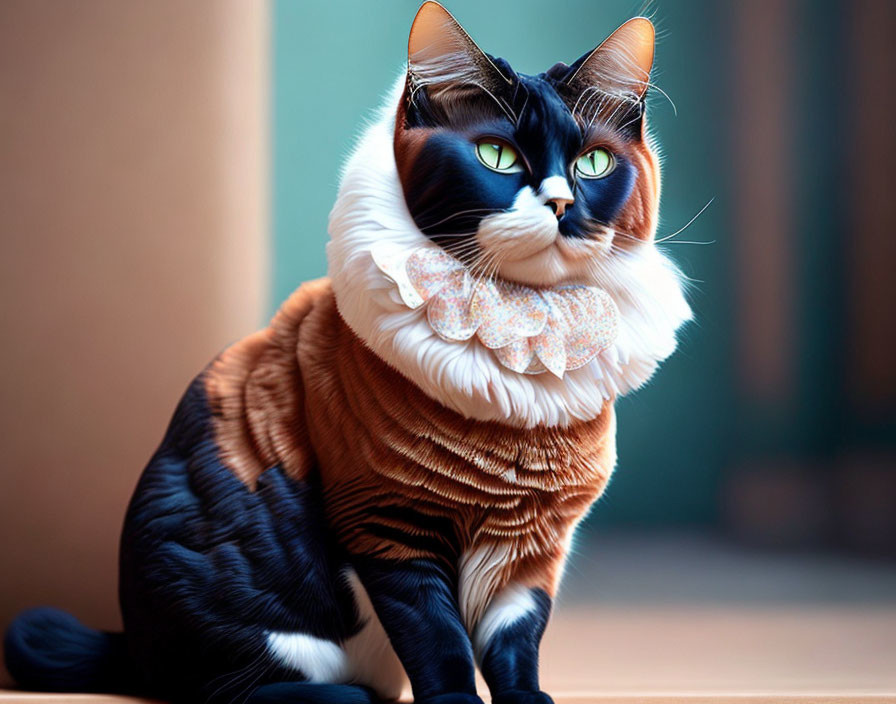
{"left": 5, "top": 373, "right": 370, "bottom": 704}
{"left": 353, "top": 557, "right": 480, "bottom": 703}
{"left": 4, "top": 608, "right": 136, "bottom": 693}
{"left": 401, "top": 53, "right": 640, "bottom": 252}
{"left": 479, "top": 588, "right": 553, "bottom": 703}
{"left": 4, "top": 11, "right": 652, "bottom": 703}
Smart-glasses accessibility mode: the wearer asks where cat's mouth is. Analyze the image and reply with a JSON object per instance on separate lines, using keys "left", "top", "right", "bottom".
{"left": 468, "top": 189, "right": 615, "bottom": 288}
{"left": 476, "top": 223, "right": 614, "bottom": 288}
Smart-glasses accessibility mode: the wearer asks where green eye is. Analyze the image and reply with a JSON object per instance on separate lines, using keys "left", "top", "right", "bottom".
{"left": 576, "top": 148, "right": 615, "bottom": 178}
{"left": 476, "top": 140, "right": 521, "bottom": 172}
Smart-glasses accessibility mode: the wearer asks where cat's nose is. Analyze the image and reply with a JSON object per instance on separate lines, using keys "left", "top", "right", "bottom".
{"left": 546, "top": 196, "right": 574, "bottom": 219}
{"left": 538, "top": 176, "right": 574, "bottom": 219}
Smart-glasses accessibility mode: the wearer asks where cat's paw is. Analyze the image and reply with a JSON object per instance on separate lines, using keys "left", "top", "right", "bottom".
{"left": 419, "top": 694, "right": 486, "bottom": 704}
{"left": 491, "top": 691, "right": 554, "bottom": 704}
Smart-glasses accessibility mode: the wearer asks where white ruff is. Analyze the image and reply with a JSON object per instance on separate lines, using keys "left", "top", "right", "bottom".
{"left": 326, "top": 89, "right": 692, "bottom": 428}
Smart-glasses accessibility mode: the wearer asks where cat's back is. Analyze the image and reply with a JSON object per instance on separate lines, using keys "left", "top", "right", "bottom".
{"left": 202, "top": 276, "right": 335, "bottom": 487}
{"left": 118, "top": 277, "right": 363, "bottom": 700}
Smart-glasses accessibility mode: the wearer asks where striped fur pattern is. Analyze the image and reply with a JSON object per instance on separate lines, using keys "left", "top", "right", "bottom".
{"left": 206, "top": 279, "right": 614, "bottom": 614}
{"left": 296, "top": 288, "right": 615, "bottom": 591}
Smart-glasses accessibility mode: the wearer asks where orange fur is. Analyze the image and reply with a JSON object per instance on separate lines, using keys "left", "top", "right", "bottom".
{"left": 205, "top": 279, "right": 327, "bottom": 487}
{"left": 205, "top": 279, "right": 615, "bottom": 605}
{"left": 614, "top": 139, "right": 660, "bottom": 244}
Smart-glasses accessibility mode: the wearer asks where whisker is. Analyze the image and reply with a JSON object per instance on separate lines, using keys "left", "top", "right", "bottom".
{"left": 609, "top": 228, "right": 714, "bottom": 247}
{"left": 419, "top": 207, "right": 502, "bottom": 232}
{"left": 644, "top": 79, "right": 678, "bottom": 116}
{"left": 586, "top": 198, "right": 714, "bottom": 247}
{"left": 446, "top": 232, "right": 483, "bottom": 242}
{"left": 659, "top": 239, "right": 716, "bottom": 247}
{"left": 468, "top": 248, "right": 504, "bottom": 295}
{"left": 654, "top": 198, "right": 714, "bottom": 243}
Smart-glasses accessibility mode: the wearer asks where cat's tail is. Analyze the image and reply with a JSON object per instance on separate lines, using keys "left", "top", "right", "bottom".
{"left": 4, "top": 607, "right": 137, "bottom": 693}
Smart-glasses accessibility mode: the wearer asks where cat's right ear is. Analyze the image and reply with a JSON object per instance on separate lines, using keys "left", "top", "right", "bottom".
{"left": 565, "top": 17, "right": 655, "bottom": 102}
{"left": 406, "top": 2, "right": 512, "bottom": 121}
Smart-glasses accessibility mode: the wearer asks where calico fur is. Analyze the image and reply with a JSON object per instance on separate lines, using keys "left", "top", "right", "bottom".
{"left": 4, "top": 5, "right": 691, "bottom": 704}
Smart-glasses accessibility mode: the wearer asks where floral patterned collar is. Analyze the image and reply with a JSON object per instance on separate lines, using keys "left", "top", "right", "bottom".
{"left": 371, "top": 243, "right": 619, "bottom": 378}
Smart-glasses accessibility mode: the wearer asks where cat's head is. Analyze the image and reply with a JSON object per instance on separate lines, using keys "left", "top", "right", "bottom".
{"left": 394, "top": 1, "right": 659, "bottom": 288}
{"left": 327, "top": 2, "right": 691, "bottom": 427}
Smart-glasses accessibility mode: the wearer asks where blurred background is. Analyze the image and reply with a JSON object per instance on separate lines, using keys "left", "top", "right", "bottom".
{"left": 1, "top": 0, "right": 894, "bottom": 696}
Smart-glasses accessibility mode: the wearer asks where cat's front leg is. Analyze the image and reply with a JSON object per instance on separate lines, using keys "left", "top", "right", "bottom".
{"left": 353, "top": 558, "right": 484, "bottom": 704}
{"left": 460, "top": 539, "right": 568, "bottom": 704}
{"left": 472, "top": 582, "right": 554, "bottom": 704}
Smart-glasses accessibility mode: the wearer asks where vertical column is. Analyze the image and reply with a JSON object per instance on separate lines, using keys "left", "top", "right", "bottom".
{"left": 0, "top": 0, "right": 269, "bottom": 684}
{"left": 730, "top": 0, "right": 796, "bottom": 401}
{"left": 847, "top": 0, "right": 896, "bottom": 406}
{"left": 839, "top": 0, "right": 896, "bottom": 553}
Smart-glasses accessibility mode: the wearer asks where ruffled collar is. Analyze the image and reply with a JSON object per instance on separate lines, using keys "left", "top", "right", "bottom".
{"left": 371, "top": 242, "right": 620, "bottom": 378}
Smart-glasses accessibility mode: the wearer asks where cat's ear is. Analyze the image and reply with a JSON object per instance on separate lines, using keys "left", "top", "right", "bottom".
{"left": 566, "top": 17, "right": 655, "bottom": 103}
{"left": 407, "top": 1, "right": 512, "bottom": 117}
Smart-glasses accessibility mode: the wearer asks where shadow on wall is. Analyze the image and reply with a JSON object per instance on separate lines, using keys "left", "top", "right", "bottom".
{"left": 0, "top": 0, "right": 268, "bottom": 685}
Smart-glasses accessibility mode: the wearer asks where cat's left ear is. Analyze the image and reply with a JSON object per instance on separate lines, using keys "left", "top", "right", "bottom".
{"left": 406, "top": 1, "right": 512, "bottom": 118}
{"left": 564, "top": 17, "right": 655, "bottom": 118}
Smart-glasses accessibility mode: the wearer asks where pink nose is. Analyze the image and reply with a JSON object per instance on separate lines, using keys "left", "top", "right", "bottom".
{"left": 546, "top": 196, "right": 574, "bottom": 218}
{"left": 539, "top": 176, "right": 575, "bottom": 219}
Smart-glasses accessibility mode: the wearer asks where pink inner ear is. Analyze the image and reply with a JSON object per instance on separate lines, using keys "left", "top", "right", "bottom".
{"left": 569, "top": 17, "right": 656, "bottom": 100}
{"left": 406, "top": 1, "right": 511, "bottom": 107}
{"left": 408, "top": 2, "right": 461, "bottom": 59}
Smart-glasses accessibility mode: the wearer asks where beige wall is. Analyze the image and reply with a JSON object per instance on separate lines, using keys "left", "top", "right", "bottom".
{"left": 0, "top": 0, "right": 268, "bottom": 684}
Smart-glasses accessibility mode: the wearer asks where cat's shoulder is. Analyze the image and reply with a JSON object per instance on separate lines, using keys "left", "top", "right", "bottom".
{"left": 206, "top": 277, "right": 333, "bottom": 395}
{"left": 202, "top": 277, "right": 334, "bottom": 487}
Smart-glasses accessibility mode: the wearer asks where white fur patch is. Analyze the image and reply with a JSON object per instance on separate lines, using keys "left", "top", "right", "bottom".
{"left": 476, "top": 187, "right": 565, "bottom": 286}
{"left": 472, "top": 583, "right": 537, "bottom": 664}
{"left": 266, "top": 631, "right": 349, "bottom": 683}
{"left": 458, "top": 543, "right": 514, "bottom": 633}
{"left": 538, "top": 175, "right": 574, "bottom": 203}
{"left": 477, "top": 184, "right": 606, "bottom": 287}
{"left": 342, "top": 569, "right": 407, "bottom": 700}
{"left": 326, "top": 77, "right": 692, "bottom": 428}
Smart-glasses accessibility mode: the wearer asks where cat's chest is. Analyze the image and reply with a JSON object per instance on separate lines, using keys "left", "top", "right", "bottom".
{"left": 298, "top": 292, "right": 616, "bottom": 548}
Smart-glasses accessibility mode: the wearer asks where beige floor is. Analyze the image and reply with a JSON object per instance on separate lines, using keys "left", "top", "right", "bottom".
{"left": 4, "top": 535, "right": 895, "bottom": 702}
{"left": 0, "top": 697, "right": 891, "bottom": 704}
{"left": 2, "top": 604, "right": 895, "bottom": 702}
{"left": 538, "top": 605, "right": 896, "bottom": 698}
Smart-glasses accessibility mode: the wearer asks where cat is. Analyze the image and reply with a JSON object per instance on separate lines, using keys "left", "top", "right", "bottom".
{"left": 4, "top": 3, "right": 691, "bottom": 704}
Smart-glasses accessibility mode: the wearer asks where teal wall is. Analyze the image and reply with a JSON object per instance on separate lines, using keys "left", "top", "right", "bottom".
{"left": 273, "top": 1, "right": 732, "bottom": 527}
